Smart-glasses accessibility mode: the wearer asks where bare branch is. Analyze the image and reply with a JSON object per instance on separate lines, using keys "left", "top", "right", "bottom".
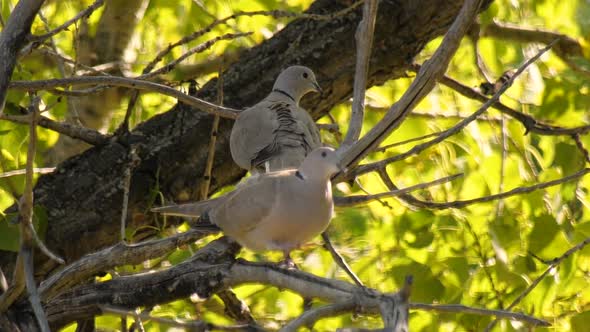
{"left": 216, "top": 289, "right": 258, "bottom": 325}
{"left": 120, "top": 147, "right": 140, "bottom": 242}
{"left": 281, "top": 301, "right": 355, "bottom": 332}
{"left": 480, "top": 21, "right": 583, "bottom": 58}
{"left": 20, "top": 97, "right": 51, "bottom": 331}
{"left": 390, "top": 168, "right": 589, "bottom": 210}
{"left": 349, "top": 42, "right": 556, "bottom": 179}
{"left": 0, "top": 167, "right": 55, "bottom": 178}
{"left": 342, "top": 0, "right": 379, "bottom": 146}
{"left": 143, "top": 1, "right": 364, "bottom": 73}
{"left": 28, "top": 0, "right": 105, "bottom": 46}
{"left": 138, "top": 32, "right": 251, "bottom": 81}
{"left": 321, "top": 233, "right": 364, "bottom": 287}
{"left": 0, "top": 113, "right": 109, "bottom": 145}
{"left": 9, "top": 76, "right": 239, "bottom": 119}
{"left": 39, "top": 228, "right": 217, "bottom": 300}
{"left": 336, "top": 0, "right": 483, "bottom": 173}
{"left": 412, "top": 303, "right": 549, "bottom": 327}
{"left": 0, "top": 0, "right": 45, "bottom": 113}
{"left": 335, "top": 173, "right": 462, "bottom": 207}
{"left": 200, "top": 66, "right": 224, "bottom": 200}
{"left": 413, "top": 64, "right": 590, "bottom": 136}
{"left": 100, "top": 305, "right": 254, "bottom": 331}
{"left": 484, "top": 236, "right": 590, "bottom": 331}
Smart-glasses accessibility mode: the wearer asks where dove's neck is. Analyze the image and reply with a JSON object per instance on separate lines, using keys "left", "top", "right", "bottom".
{"left": 271, "top": 80, "right": 302, "bottom": 104}
{"left": 296, "top": 166, "right": 331, "bottom": 186}
{"left": 271, "top": 88, "right": 297, "bottom": 104}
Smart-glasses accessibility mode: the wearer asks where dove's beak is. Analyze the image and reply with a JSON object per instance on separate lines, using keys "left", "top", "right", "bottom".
{"left": 313, "top": 81, "right": 322, "bottom": 93}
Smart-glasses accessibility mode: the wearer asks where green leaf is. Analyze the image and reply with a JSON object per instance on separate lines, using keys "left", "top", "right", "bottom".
{"left": 0, "top": 213, "right": 20, "bottom": 251}
{"left": 571, "top": 311, "right": 590, "bottom": 332}
{"left": 528, "top": 214, "right": 571, "bottom": 258}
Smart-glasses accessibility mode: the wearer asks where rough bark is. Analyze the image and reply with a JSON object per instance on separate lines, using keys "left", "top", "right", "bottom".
{"left": 0, "top": 0, "right": 45, "bottom": 111}
{"left": 1, "top": 0, "right": 490, "bottom": 313}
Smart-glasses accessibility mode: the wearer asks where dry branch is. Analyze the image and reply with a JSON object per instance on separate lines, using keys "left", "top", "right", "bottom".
{"left": 28, "top": 0, "right": 105, "bottom": 46}
{"left": 0, "top": 0, "right": 45, "bottom": 112}
{"left": 349, "top": 41, "right": 556, "bottom": 179}
{"left": 342, "top": 0, "right": 379, "bottom": 146}
{"left": 9, "top": 76, "right": 239, "bottom": 119}
{"left": 0, "top": 113, "right": 109, "bottom": 145}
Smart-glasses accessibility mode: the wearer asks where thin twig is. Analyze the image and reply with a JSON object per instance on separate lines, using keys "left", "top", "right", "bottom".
{"left": 484, "top": 236, "right": 590, "bottom": 331}
{"left": 281, "top": 301, "right": 355, "bottom": 332}
{"left": 342, "top": 0, "right": 378, "bottom": 146}
{"left": 335, "top": 173, "right": 462, "bottom": 207}
{"left": 0, "top": 255, "right": 24, "bottom": 313}
{"left": 138, "top": 32, "right": 251, "bottom": 81}
{"left": 120, "top": 147, "right": 140, "bottom": 242}
{"left": 216, "top": 289, "right": 258, "bottom": 325}
{"left": 143, "top": 1, "right": 364, "bottom": 72}
{"left": 348, "top": 41, "right": 557, "bottom": 179}
{"left": 573, "top": 134, "right": 590, "bottom": 164}
{"left": 411, "top": 64, "right": 590, "bottom": 136}
{"left": 379, "top": 168, "right": 590, "bottom": 210}
{"left": 322, "top": 233, "right": 364, "bottom": 287}
{"left": 100, "top": 305, "right": 255, "bottom": 331}
{"left": 411, "top": 303, "right": 549, "bottom": 326}
{"left": 28, "top": 0, "right": 105, "bottom": 45}
{"left": 480, "top": 20, "right": 583, "bottom": 59}
{"left": 200, "top": 65, "right": 224, "bottom": 200}
{"left": 374, "top": 131, "right": 445, "bottom": 153}
{"left": 23, "top": 241, "right": 50, "bottom": 332}
{"left": 0, "top": 268, "right": 7, "bottom": 292}
{"left": 0, "top": 113, "right": 109, "bottom": 145}
{"left": 20, "top": 97, "right": 51, "bottom": 332}
{"left": 0, "top": 167, "right": 55, "bottom": 178}
{"left": 9, "top": 76, "right": 239, "bottom": 119}
{"left": 336, "top": 0, "right": 484, "bottom": 173}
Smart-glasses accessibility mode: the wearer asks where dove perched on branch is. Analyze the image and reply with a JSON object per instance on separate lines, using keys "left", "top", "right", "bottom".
{"left": 230, "top": 66, "right": 322, "bottom": 172}
{"left": 152, "top": 147, "right": 341, "bottom": 266}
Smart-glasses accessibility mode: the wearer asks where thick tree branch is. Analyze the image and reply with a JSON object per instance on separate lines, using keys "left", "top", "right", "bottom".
{"left": 39, "top": 228, "right": 216, "bottom": 300}
{"left": 0, "top": 0, "right": 45, "bottom": 112}
{"left": 36, "top": 238, "right": 547, "bottom": 330}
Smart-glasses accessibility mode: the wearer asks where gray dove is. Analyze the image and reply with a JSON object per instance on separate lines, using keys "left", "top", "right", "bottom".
{"left": 152, "top": 147, "right": 340, "bottom": 266}
{"left": 230, "top": 66, "right": 322, "bottom": 172}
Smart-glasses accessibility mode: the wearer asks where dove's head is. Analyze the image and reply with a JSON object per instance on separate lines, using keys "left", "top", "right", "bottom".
{"left": 272, "top": 66, "right": 321, "bottom": 104}
{"left": 299, "top": 147, "right": 341, "bottom": 181}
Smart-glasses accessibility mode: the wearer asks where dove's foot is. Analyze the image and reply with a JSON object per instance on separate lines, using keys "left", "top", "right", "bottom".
{"left": 278, "top": 252, "right": 298, "bottom": 270}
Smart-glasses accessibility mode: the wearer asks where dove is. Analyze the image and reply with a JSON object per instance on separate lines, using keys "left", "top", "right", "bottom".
{"left": 230, "top": 66, "right": 322, "bottom": 172}
{"left": 152, "top": 147, "right": 341, "bottom": 266}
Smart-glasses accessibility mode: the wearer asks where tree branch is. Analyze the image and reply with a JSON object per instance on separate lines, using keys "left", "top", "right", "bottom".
{"left": 0, "top": 0, "right": 45, "bottom": 112}
{"left": 342, "top": 0, "right": 379, "bottom": 146}
{"left": 348, "top": 41, "right": 556, "bottom": 179}
{"left": 28, "top": 0, "right": 105, "bottom": 46}
{"left": 9, "top": 76, "right": 239, "bottom": 119}
{"left": 337, "top": 0, "right": 484, "bottom": 172}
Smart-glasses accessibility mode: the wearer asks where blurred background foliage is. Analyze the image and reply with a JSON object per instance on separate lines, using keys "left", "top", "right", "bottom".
{"left": 1, "top": 0, "right": 590, "bottom": 331}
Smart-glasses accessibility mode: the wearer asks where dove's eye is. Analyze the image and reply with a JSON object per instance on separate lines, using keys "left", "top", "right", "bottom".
{"left": 321, "top": 151, "right": 327, "bottom": 157}
{"left": 302, "top": 72, "right": 309, "bottom": 79}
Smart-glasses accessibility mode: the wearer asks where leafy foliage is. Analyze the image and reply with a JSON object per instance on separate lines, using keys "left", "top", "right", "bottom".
{"left": 2, "top": 0, "right": 590, "bottom": 330}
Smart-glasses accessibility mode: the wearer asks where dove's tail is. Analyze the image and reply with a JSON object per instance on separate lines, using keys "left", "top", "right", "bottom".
{"left": 151, "top": 197, "right": 223, "bottom": 218}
